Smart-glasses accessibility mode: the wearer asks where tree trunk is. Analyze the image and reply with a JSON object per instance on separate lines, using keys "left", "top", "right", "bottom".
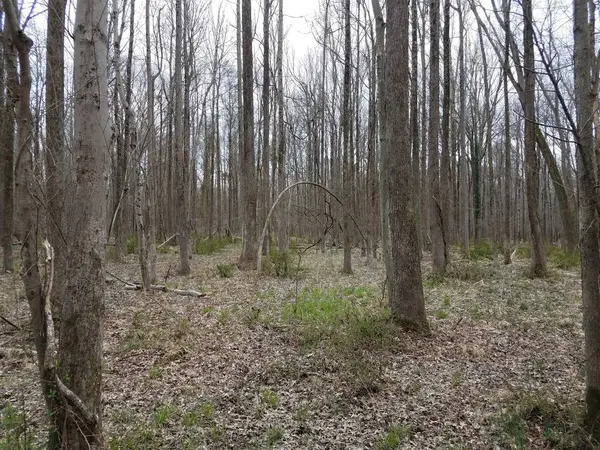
{"left": 428, "top": 0, "right": 446, "bottom": 274}
{"left": 503, "top": 0, "right": 512, "bottom": 264}
{"left": 58, "top": 0, "right": 109, "bottom": 442}
{"left": 262, "top": 0, "right": 271, "bottom": 255}
{"left": 457, "top": 6, "right": 469, "bottom": 252}
{"left": 574, "top": 0, "right": 600, "bottom": 438}
{"left": 276, "top": 0, "right": 288, "bottom": 253}
{"left": 45, "top": 0, "right": 67, "bottom": 313}
{"left": 175, "top": 0, "right": 190, "bottom": 274}
{"left": 522, "top": 0, "right": 547, "bottom": 277}
{"left": 385, "top": 0, "right": 429, "bottom": 332}
{"left": 441, "top": 0, "right": 451, "bottom": 256}
{"left": 341, "top": 0, "right": 353, "bottom": 274}
{"left": 239, "top": 0, "right": 258, "bottom": 269}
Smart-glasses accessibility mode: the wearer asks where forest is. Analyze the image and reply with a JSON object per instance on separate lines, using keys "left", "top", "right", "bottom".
{"left": 0, "top": 0, "right": 599, "bottom": 447}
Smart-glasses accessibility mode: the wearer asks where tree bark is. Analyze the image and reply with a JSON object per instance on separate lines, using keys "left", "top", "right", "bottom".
{"left": 341, "top": 0, "right": 353, "bottom": 274}
{"left": 522, "top": 0, "right": 547, "bottom": 277}
{"left": 386, "top": 0, "right": 429, "bottom": 332}
{"left": 428, "top": 0, "right": 446, "bottom": 274}
{"left": 503, "top": 0, "right": 512, "bottom": 264}
{"left": 58, "top": 0, "right": 109, "bottom": 442}
{"left": 45, "top": 0, "right": 67, "bottom": 313}
{"left": 239, "top": 0, "right": 259, "bottom": 269}
{"left": 574, "top": 0, "right": 600, "bottom": 438}
{"left": 175, "top": 0, "right": 191, "bottom": 274}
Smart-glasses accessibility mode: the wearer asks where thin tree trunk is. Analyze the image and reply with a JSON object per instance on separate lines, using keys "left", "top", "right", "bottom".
{"left": 523, "top": 0, "right": 547, "bottom": 277}
{"left": 341, "top": 0, "right": 353, "bottom": 274}
{"left": 503, "top": 0, "right": 512, "bottom": 264}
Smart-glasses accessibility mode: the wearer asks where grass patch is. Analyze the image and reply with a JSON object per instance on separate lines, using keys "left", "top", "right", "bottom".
{"left": 375, "top": 423, "right": 412, "bottom": 449}
{"left": 260, "top": 389, "right": 279, "bottom": 408}
{"left": 546, "top": 245, "right": 580, "bottom": 270}
{"left": 193, "top": 236, "right": 234, "bottom": 255}
{"left": 153, "top": 404, "right": 177, "bottom": 427}
{"left": 435, "top": 310, "right": 448, "bottom": 320}
{"left": 127, "top": 234, "right": 138, "bottom": 254}
{"left": 265, "top": 425, "right": 284, "bottom": 448}
{"left": 148, "top": 364, "right": 164, "bottom": 380}
{"left": 216, "top": 263, "right": 236, "bottom": 278}
{"left": 469, "top": 240, "right": 494, "bottom": 260}
{"left": 494, "top": 390, "right": 592, "bottom": 449}
{"left": 447, "top": 261, "right": 496, "bottom": 281}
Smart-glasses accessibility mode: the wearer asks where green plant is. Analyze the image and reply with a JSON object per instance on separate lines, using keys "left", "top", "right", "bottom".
{"left": 514, "top": 244, "right": 532, "bottom": 259}
{"left": 262, "top": 249, "right": 298, "bottom": 278}
{"left": 0, "top": 402, "right": 42, "bottom": 450}
{"left": 469, "top": 240, "right": 494, "bottom": 260}
{"left": 375, "top": 424, "right": 412, "bottom": 449}
{"left": 261, "top": 389, "right": 279, "bottom": 408}
{"left": 447, "top": 261, "right": 495, "bottom": 281}
{"left": 193, "top": 236, "right": 234, "bottom": 255}
{"left": 494, "top": 391, "right": 589, "bottom": 449}
{"left": 217, "top": 309, "right": 229, "bottom": 325}
{"left": 546, "top": 245, "right": 580, "bottom": 270}
{"left": 153, "top": 404, "right": 176, "bottom": 427}
{"left": 216, "top": 263, "right": 235, "bottom": 278}
{"left": 127, "top": 234, "right": 138, "bottom": 254}
{"left": 148, "top": 365, "right": 163, "bottom": 380}
{"left": 265, "top": 425, "right": 284, "bottom": 448}
{"left": 435, "top": 310, "right": 448, "bottom": 319}
{"left": 442, "top": 295, "right": 451, "bottom": 306}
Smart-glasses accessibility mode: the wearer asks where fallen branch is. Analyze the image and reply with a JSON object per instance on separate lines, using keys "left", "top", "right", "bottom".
{"left": 157, "top": 234, "right": 178, "bottom": 249}
{"left": 0, "top": 315, "right": 21, "bottom": 330}
{"left": 124, "top": 284, "right": 205, "bottom": 298}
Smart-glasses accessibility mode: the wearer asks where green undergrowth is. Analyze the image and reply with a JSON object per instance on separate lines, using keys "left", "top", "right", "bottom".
{"left": 469, "top": 240, "right": 495, "bottom": 260}
{"left": 514, "top": 244, "right": 579, "bottom": 270}
{"left": 493, "top": 390, "right": 595, "bottom": 449}
{"left": 282, "top": 286, "right": 401, "bottom": 352}
{"left": 193, "top": 236, "right": 235, "bottom": 255}
{"left": 375, "top": 423, "right": 413, "bottom": 449}
{"left": 261, "top": 249, "right": 303, "bottom": 278}
{"left": 0, "top": 402, "right": 43, "bottom": 450}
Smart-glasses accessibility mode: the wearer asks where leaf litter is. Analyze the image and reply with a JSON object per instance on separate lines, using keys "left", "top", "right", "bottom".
{"left": 0, "top": 244, "right": 586, "bottom": 448}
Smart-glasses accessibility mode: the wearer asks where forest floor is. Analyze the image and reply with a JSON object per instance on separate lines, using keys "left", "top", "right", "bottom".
{"left": 0, "top": 240, "right": 590, "bottom": 449}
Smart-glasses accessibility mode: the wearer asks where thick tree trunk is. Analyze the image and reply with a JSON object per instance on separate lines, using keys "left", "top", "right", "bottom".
{"left": 385, "top": 0, "right": 429, "bottom": 332}
{"left": 58, "top": 0, "right": 109, "bottom": 443}
{"left": 522, "top": 0, "right": 547, "bottom": 277}
{"left": 574, "top": 0, "right": 600, "bottom": 438}
{"left": 239, "top": 0, "right": 259, "bottom": 269}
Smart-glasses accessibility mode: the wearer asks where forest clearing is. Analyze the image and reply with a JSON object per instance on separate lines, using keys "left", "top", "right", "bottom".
{"left": 0, "top": 240, "right": 587, "bottom": 449}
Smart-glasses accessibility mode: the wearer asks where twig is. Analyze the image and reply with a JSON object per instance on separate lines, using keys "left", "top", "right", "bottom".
{"left": 124, "top": 284, "right": 205, "bottom": 298}
{"left": 451, "top": 317, "right": 464, "bottom": 330}
{"left": 0, "top": 315, "right": 21, "bottom": 330}
{"left": 105, "top": 269, "right": 136, "bottom": 286}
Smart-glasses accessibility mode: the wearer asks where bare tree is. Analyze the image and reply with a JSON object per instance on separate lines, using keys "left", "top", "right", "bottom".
{"left": 522, "top": 0, "right": 546, "bottom": 277}
{"left": 175, "top": 0, "right": 191, "bottom": 274}
{"left": 385, "top": 0, "right": 429, "bottom": 332}
{"left": 428, "top": 0, "right": 447, "bottom": 275}
{"left": 574, "top": 0, "right": 600, "bottom": 437}
{"left": 341, "top": 0, "right": 352, "bottom": 274}
{"left": 239, "top": 0, "right": 259, "bottom": 269}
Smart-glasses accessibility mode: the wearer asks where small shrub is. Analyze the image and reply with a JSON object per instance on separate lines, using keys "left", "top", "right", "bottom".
{"left": 193, "top": 236, "right": 234, "bottom": 255}
{"left": 442, "top": 295, "right": 451, "bottom": 306}
{"left": 514, "top": 244, "right": 532, "bottom": 259}
{"left": 153, "top": 404, "right": 176, "bottom": 427}
{"left": 265, "top": 425, "right": 284, "bottom": 448}
{"left": 148, "top": 365, "right": 163, "bottom": 380}
{"left": 127, "top": 234, "right": 138, "bottom": 254}
{"left": 260, "top": 389, "right": 279, "bottom": 408}
{"left": 469, "top": 240, "right": 494, "bottom": 260}
{"left": 216, "top": 263, "right": 235, "bottom": 278}
{"left": 262, "top": 249, "right": 299, "bottom": 278}
{"left": 546, "top": 245, "right": 580, "bottom": 270}
{"left": 375, "top": 424, "right": 412, "bottom": 449}
{"left": 494, "top": 391, "right": 590, "bottom": 449}
{"left": 0, "top": 402, "right": 41, "bottom": 449}
{"left": 435, "top": 310, "right": 448, "bottom": 319}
